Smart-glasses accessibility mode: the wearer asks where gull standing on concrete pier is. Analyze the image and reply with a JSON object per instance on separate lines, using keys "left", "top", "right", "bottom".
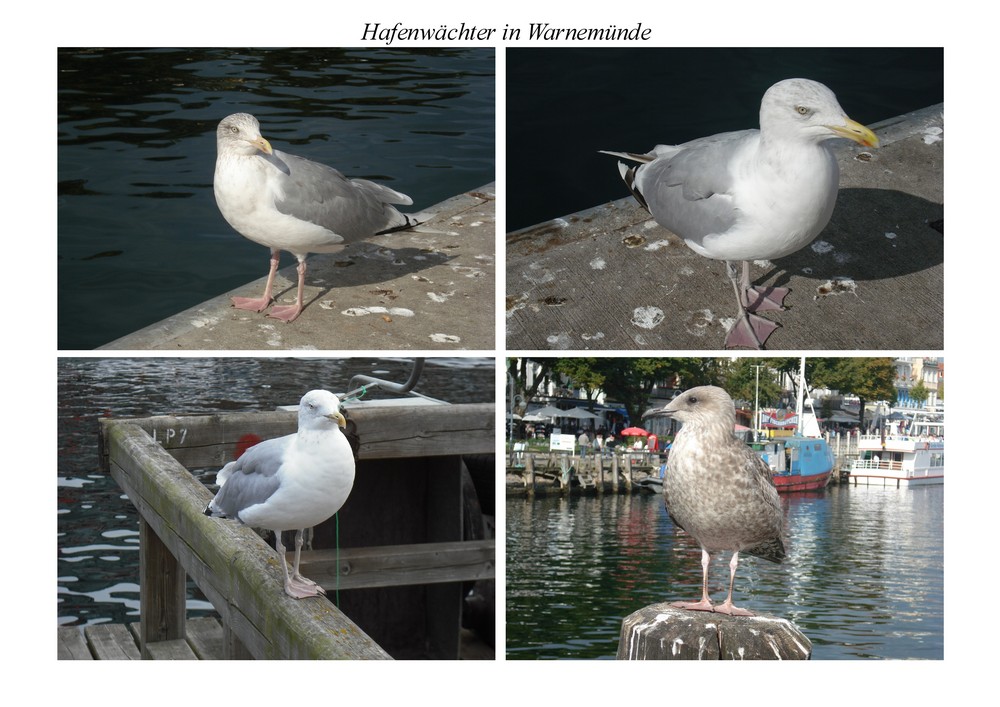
{"left": 603, "top": 78, "right": 878, "bottom": 348}
{"left": 214, "top": 113, "right": 420, "bottom": 322}
{"left": 643, "top": 386, "right": 784, "bottom": 616}
{"left": 205, "top": 390, "right": 356, "bottom": 599}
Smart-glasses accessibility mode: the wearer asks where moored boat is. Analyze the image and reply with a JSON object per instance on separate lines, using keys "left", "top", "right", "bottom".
{"left": 849, "top": 434, "right": 944, "bottom": 487}
{"left": 754, "top": 436, "right": 835, "bottom": 492}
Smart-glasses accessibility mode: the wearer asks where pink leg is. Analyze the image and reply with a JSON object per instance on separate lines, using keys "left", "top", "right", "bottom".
{"left": 232, "top": 249, "right": 280, "bottom": 313}
{"left": 289, "top": 529, "right": 325, "bottom": 594}
{"left": 277, "top": 530, "right": 324, "bottom": 599}
{"left": 268, "top": 259, "right": 306, "bottom": 322}
{"left": 713, "top": 551, "right": 755, "bottom": 616}
{"left": 724, "top": 263, "right": 779, "bottom": 349}
{"left": 737, "top": 261, "right": 789, "bottom": 313}
{"left": 672, "top": 548, "right": 715, "bottom": 612}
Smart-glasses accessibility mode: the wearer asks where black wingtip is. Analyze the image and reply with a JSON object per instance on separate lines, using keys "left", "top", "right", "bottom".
{"left": 375, "top": 214, "right": 421, "bottom": 236}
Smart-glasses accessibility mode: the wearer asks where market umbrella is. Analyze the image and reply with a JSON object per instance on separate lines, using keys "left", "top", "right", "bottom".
{"left": 620, "top": 427, "right": 648, "bottom": 436}
{"left": 561, "top": 408, "right": 600, "bottom": 419}
{"left": 528, "top": 405, "right": 567, "bottom": 418}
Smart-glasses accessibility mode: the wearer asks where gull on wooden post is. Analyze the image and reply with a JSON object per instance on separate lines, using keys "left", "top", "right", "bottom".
{"left": 603, "top": 78, "right": 879, "bottom": 349}
{"left": 214, "top": 113, "right": 420, "bottom": 322}
{"left": 643, "top": 386, "right": 784, "bottom": 616}
{"left": 205, "top": 390, "right": 356, "bottom": 599}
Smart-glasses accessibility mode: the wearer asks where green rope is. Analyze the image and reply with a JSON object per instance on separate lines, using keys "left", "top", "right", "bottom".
{"left": 342, "top": 385, "right": 368, "bottom": 404}
{"left": 335, "top": 511, "right": 341, "bottom": 607}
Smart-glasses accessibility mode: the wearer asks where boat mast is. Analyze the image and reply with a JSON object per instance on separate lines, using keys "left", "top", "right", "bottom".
{"left": 796, "top": 357, "right": 806, "bottom": 436}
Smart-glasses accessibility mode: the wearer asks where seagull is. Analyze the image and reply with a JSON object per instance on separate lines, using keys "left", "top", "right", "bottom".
{"left": 205, "top": 390, "right": 356, "bottom": 599}
{"left": 214, "top": 113, "right": 420, "bottom": 322}
{"left": 643, "top": 386, "right": 784, "bottom": 616}
{"left": 603, "top": 78, "right": 879, "bottom": 349}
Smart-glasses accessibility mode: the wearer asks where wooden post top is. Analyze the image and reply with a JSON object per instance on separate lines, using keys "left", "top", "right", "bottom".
{"left": 617, "top": 603, "right": 811, "bottom": 660}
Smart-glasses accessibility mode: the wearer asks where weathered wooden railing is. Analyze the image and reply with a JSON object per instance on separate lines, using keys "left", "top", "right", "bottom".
{"left": 99, "top": 401, "right": 495, "bottom": 659}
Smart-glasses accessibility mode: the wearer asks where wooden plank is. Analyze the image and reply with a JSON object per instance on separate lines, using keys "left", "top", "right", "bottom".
{"left": 104, "top": 421, "right": 391, "bottom": 660}
{"left": 185, "top": 617, "right": 226, "bottom": 660}
{"left": 349, "top": 404, "right": 495, "bottom": 460}
{"left": 58, "top": 626, "right": 93, "bottom": 660}
{"left": 101, "top": 403, "right": 495, "bottom": 471}
{"left": 144, "top": 638, "right": 199, "bottom": 660}
{"left": 297, "top": 539, "right": 494, "bottom": 591}
{"left": 84, "top": 624, "right": 141, "bottom": 660}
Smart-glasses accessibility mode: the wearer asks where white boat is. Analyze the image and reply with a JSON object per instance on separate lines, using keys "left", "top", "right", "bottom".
{"left": 849, "top": 434, "right": 944, "bottom": 487}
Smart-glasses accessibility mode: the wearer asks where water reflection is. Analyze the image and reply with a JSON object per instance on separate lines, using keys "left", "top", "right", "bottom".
{"left": 57, "top": 357, "right": 494, "bottom": 628}
{"left": 506, "top": 485, "right": 943, "bottom": 660}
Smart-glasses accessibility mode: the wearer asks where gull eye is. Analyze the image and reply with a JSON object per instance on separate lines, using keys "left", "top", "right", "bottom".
{"left": 796, "top": 105, "right": 809, "bottom": 115}
{"left": 230, "top": 125, "right": 239, "bottom": 134}
{"left": 687, "top": 395, "right": 698, "bottom": 404}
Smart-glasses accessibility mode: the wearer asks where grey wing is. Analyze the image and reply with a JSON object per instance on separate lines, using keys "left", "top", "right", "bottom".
{"left": 739, "top": 446, "right": 786, "bottom": 563}
{"left": 633, "top": 130, "right": 757, "bottom": 239}
{"left": 210, "top": 437, "right": 288, "bottom": 520}
{"left": 268, "top": 150, "right": 413, "bottom": 239}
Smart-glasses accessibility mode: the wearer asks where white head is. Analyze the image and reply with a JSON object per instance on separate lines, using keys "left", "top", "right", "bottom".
{"left": 297, "top": 389, "right": 347, "bottom": 431}
{"left": 217, "top": 113, "right": 274, "bottom": 157}
{"left": 760, "top": 78, "right": 878, "bottom": 148}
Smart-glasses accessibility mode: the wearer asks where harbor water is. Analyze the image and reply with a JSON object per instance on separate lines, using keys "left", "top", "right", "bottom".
{"left": 57, "top": 357, "right": 495, "bottom": 629}
{"left": 506, "top": 485, "right": 943, "bottom": 660}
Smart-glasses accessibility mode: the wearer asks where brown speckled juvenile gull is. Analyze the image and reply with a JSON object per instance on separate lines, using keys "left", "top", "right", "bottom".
{"left": 643, "top": 385, "right": 784, "bottom": 616}
{"left": 603, "top": 78, "right": 879, "bottom": 349}
{"left": 214, "top": 113, "right": 420, "bottom": 322}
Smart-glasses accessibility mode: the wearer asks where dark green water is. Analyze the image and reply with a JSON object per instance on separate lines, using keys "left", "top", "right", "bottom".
{"left": 506, "top": 485, "right": 943, "bottom": 660}
{"left": 507, "top": 47, "right": 944, "bottom": 230}
{"left": 58, "top": 48, "right": 495, "bottom": 348}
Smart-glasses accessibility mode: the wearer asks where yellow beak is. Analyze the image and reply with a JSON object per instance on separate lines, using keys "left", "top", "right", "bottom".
{"left": 252, "top": 136, "right": 273, "bottom": 155}
{"left": 828, "top": 117, "right": 879, "bottom": 148}
{"left": 327, "top": 411, "right": 347, "bottom": 428}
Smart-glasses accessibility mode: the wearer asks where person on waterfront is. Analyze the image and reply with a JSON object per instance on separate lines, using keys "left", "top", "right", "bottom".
{"left": 578, "top": 430, "right": 591, "bottom": 456}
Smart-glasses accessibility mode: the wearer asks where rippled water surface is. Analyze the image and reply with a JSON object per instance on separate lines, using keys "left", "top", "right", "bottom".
{"left": 506, "top": 486, "right": 943, "bottom": 660}
{"left": 57, "top": 357, "right": 494, "bottom": 628}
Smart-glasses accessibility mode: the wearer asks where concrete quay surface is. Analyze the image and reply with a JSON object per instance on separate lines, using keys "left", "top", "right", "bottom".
{"left": 102, "top": 185, "right": 495, "bottom": 351}
{"left": 506, "top": 105, "right": 943, "bottom": 351}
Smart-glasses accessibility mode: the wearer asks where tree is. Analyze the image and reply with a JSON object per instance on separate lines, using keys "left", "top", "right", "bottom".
{"left": 721, "top": 358, "right": 786, "bottom": 406}
{"left": 809, "top": 358, "right": 897, "bottom": 430}
{"left": 909, "top": 380, "right": 929, "bottom": 406}
{"left": 507, "top": 358, "right": 554, "bottom": 413}
{"left": 552, "top": 358, "right": 605, "bottom": 408}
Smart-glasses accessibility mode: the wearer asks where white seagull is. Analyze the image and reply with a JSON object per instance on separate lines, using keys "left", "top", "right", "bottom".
{"left": 603, "top": 78, "right": 879, "bottom": 349}
{"left": 214, "top": 113, "right": 419, "bottom": 322}
{"left": 205, "top": 390, "right": 356, "bottom": 599}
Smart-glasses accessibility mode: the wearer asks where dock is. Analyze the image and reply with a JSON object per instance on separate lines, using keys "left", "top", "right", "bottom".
{"left": 69, "top": 398, "right": 495, "bottom": 660}
{"left": 506, "top": 105, "right": 943, "bottom": 350}
{"left": 57, "top": 619, "right": 493, "bottom": 660}
{"left": 100, "top": 184, "right": 495, "bottom": 351}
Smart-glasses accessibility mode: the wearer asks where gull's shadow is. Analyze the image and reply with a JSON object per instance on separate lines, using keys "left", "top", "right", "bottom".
{"left": 759, "top": 187, "right": 943, "bottom": 288}
{"left": 268, "top": 245, "right": 457, "bottom": 305}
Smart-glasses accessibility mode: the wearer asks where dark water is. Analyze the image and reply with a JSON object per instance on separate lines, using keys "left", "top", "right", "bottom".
{"left": 507, "top": 47, "right": 944, "bottom": 231}
{"left": 58, "top": 48, "right": 495, "bottom": 349}
{"left": 57, "top": 356, "right": 494, "bottom": 628}
{"left": 506, "top": 485, "right": 943, "bottom": 660}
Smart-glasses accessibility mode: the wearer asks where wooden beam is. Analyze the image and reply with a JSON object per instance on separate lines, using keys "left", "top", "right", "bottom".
{"left": 100, "top": 403, "right": 495, "bottom": 470}
{"left": 104, "top": 421, "right": 391, "bottom": 660}
{"left": 296, "top": 539, "right": 495, "bottom": 591}
{"left": 138, "top": 516, "right": 186, "bottom": 657}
